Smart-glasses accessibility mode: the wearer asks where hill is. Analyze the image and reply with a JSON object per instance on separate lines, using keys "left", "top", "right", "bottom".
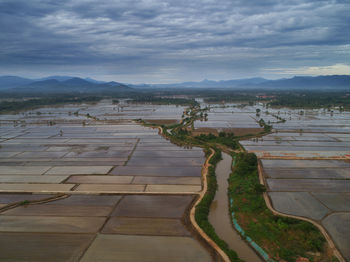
{"left": 0, "top": 76, "right": 131, "bottom": 94}
{"left": 0, "top": 76, "right": 34, "bottom": 89}
{"left": 252, "top": 75, "right": 350, "bottom": 90}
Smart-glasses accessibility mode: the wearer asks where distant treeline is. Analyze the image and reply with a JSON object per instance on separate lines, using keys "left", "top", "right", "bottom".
{"left": 0, "top": 96, "right": 102, "bottom": 114}
{"left": 2, "top": 89, "right": 350, "bottom": 112}
{"left": 268, "top": 92, "right": 350, "bottom": 109}
{"left": 127, "top": 96, "right": 199, "bottom": 106}
{"left": 200, "top": 90, "right": 350, "bottom": 110}
{"left": 203, "top": 94, "right": 258, "bottom": 104}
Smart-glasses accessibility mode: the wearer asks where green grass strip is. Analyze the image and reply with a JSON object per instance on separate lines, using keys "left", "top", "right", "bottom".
{"left": 228, "top": 152, "right": 336, "bottom": 262}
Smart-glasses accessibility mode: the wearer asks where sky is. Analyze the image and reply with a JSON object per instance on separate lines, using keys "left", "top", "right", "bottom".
{"left": 0, "top": 0, "right": 350, "bottom": 84}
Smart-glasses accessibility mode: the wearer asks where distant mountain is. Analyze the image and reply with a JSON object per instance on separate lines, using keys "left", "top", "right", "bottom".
{"left": 0, "top": 75, "right": 108, "bottom": 89}
{"left": 24, "top": 79, "right": 63, "bottom": 89}
{"left": 0, "top": 76, "right": 33, "bottom": 89}
{"left": 84, "top": 77, "right": 106, "bottom": 84}
{"left": 252, "top": 75, "right": 350, "bottom": 90}
{"left": 97, "top": 81, "right": 131, "bottom": 91}
{"left": 0, "top": 76, "right": 131, "bottom": 94}
{"left": 131, "top": 75, "right": 350, "bottom": 90}
{"left": 38, "top": 76, "right": 75, "bottom": 82}
{"left": 131, "top": 77, "right": 268, "bottom": 88}
{"left": 61, "top": 77, "right": 95, "bottom": 87}
{"left": 220, "top": 77, "right": 267, "bottom": 86}
{"left": 39, "top": 76, "right": 106, "bottom": 84}
{"left": 1, "top": 75, "right": 349, "bottom": 92}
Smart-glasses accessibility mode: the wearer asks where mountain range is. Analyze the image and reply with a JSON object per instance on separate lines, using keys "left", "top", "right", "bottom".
{"left": 0, "top": 76, "right": 130, "bottom": 94}
{"left": 130, "top": 77, "right": 267, "bottom": 88}
{"left": 0, "top": 75, "right": 349, "bottom": 93}
{"left": 131, "top": 75, "right": 350, "bottom": 90}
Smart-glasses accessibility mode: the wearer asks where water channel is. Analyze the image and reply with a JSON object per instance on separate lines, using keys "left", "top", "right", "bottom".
{"left": 208, "top": 152, "right": 262, "bottom": 262}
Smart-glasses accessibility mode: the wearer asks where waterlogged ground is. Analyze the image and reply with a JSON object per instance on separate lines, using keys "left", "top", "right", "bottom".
{"left": 214, "top": 103, "right": 350, "bottom": 261}
{"left": 196, "top": 102, "right": 350, "bottom": 127}
{"left": 261, "top": 159, "right": 350, "bottom": 261}
{"left": 2, "top": 99, "right": 350, "bottom": 261}
{"left": 193, "top": 102, "right": 350, "bottom": 261}
{"left": 0, "top": 100, "right": 186, "bottom": 124}
{"left": 0, "top": 101, "right": 213, "bottom": 262}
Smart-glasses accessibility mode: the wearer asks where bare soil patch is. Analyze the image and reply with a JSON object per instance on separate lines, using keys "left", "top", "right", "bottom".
{"left": 192, "top": 127, "right": 263, "bottom": 137}
{"left": 192, "top": 128, "right": 219, "bottom": 136}
{"left": 222, "top": 128, "right": 263, "bottom": 136}
{"left": 144, "top": 119, "right": 178, "bottom": 125}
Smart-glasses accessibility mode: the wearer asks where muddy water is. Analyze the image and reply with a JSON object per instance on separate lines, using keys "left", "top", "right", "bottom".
{"left": 209, "top": 152, "right": 262, "bottom": 262}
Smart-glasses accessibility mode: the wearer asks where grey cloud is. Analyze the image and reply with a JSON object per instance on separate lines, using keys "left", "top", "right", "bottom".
{"left": 0, "top": 0, "right": 349, "bottom": 83}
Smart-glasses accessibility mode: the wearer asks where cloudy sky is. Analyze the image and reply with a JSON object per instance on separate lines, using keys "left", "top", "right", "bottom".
{"left": 0, "top": 0, "right": 350, "bottom": 83}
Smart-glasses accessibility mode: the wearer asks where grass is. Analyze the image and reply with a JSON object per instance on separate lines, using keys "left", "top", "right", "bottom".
{"left": 229, "top": 152, "right": 335, "bottom": 262}
{"left": 140, "top": 106, "right": 338, "bottom": 262}
{"left": 195, "top": 148, "right": 243, "bottom": 262}
{"left": 145, "top": 113, "right": 243, "bottom": 261}
{"left": 194, "top": 132, "right": 240, "bottom": 150}
{"left": 19, "top": 200, "right": 30, "bottom": 206}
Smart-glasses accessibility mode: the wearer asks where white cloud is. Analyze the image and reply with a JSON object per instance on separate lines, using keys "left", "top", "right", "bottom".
{"left": 264, "top": 64, "right": 350, "bottom": 76}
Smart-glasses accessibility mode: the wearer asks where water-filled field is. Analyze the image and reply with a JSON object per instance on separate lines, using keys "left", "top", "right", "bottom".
{"left": 222, "top": 102, "right": 350, "bottom": 261}
{"left": 261, "top": 159, "right": 350, "bottom": 261}
{"left": 0, "top": 101, "right": 213, "bottom": 261}
{"left": 0, "top": 194, "right": 212, "bottom": 262}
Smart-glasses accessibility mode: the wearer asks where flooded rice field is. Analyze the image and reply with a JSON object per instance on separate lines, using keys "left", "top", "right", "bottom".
{"left": 211, "top": 102, "right": 350, "bottom": 261}
{"left": 195, "top": 113, "right": 260, "bottom": 129}
{"left": 0, "top": 194, "right": 212, "bottom": 262}
{"left": 2, "top": 99, "right": 350, "bottom": 261}
{"left": 0, "top": 122, "right": 205, "bottom": 193}
{"left": 0, "top": 100, "right": 185, "bottom": 124}
{"left": 260, "top": 159, "right": 350, "bottom": 260}
{"left": 196, "top": 103, "right": 350, "bottom": 133}
{"left": 228, "top": 106, "right": 350, "bottom": 158}
{"left": 0, "top": 101, "right": 215, "bottom": 262}
{"left": 241, "top": 132, "right": 350, "bottom": 158}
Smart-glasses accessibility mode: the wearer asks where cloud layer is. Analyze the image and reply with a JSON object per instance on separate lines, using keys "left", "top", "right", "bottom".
{"left": 0, "top": 0, "right": 349, "bottom": 83}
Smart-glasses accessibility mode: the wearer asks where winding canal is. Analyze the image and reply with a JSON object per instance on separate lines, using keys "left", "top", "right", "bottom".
{"left": 208, "top": 152, "right": 262, "bottom": 262}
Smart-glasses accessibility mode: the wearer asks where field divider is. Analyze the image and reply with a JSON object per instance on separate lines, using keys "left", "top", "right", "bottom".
{"left": 0, "top": 194, "right": 68, "bottom": 213}
{"left": 189, "top": 148, "right": 231, "bottom": 262}
{"left": 257, "top": 160, "right": 345, "bottom": 262}
{"left": 156, "top": 123, "right": 231, "bottom": 261}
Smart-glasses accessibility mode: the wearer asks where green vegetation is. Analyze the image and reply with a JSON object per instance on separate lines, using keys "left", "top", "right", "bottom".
{"left": 257, "top": 119, "right": 272, "bottom": 132}
{"left": 268, "top": 92, "right": 350, "bottom": 110}
{"left": 195, "top": 148, "right": 243, "bottom": 262}
{"left": 229, "top": 152, "right": 330, "bottom": 262}
{"left": 127, "top": 95, "right": 199, "bottom": 106}
{"left": 19, "top": 200, "right": 30, "bottom": 206}
{"left": 194, "top": 132, "right": 239, "bottom": 150}
{"left": 142, "top": 108, "right": 242, "bottom": 261}
{"left": 271, "top": 113, "right": 286, "bottom": 123}
{"left": 160, "top": 113, "right": 242, "bottom": 152}
{"left": 201, "top": 90, "right": 350, "bottom": 110}
{"left": 0, "top": 96, "right": 101, "bottom": 114}
{"left": 143, "top": 103, "right": 336, "bottom": 262}
{"left": 256, "top": 108, "right": 261, "bottom": 116}
{"left": 203, "top": 93, "right": 258, "bottom": 104}
{"left": 5, "top": 91, "right": 335, "bottom": 261}
{"left": 3, "top": 87, "right": 349, "bottom": 114}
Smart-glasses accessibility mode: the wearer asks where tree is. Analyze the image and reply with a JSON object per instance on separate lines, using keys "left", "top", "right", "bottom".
{"left": 256, "top": 108, "right": 261, "bottom": 117}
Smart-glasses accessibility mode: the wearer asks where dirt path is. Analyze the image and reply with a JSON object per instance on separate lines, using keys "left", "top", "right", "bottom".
{"left": 189, "top": 148, "right": 231, "bottom": 262}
